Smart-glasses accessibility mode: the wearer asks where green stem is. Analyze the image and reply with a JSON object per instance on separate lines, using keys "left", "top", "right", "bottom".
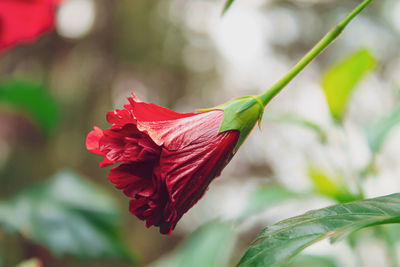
{"left": 258, "top": 0, "right": 372, "bottom": 107}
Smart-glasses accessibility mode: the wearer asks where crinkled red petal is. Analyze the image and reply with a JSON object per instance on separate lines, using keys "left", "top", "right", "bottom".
{"left": 100, "top": 124, "right": 160, "bottom": 164}
{"left": 136, "top": 109, "right": 226, "bottom": 150}
{"left": 160, "top": 130, "right": 239, "bottom": 231}
{"left": 108, "top": 163, "right": 155, "bottom": 198}
{"left": 106, "top": 108, "right": 136, "bottom": 127}
{"left": 127, "top": 95, "right": 197, "bottom": 122}
{"left": 86, "top": 94, "right": 241, "bottom": 235}
{"left": 86, "top": 126, "right": 104, "bottom": 155}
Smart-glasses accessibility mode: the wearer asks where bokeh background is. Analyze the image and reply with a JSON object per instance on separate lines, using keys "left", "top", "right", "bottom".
{"left": 1, "top": 0, "right": 400, "bottom": 266}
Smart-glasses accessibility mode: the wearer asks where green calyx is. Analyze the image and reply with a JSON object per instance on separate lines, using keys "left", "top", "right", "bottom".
{"left": 201, "top": 96, "right": 265, "bottom": 152}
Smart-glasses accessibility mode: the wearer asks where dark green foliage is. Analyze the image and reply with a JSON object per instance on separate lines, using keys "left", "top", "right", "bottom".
{"left": 0, "top": 170, "right": 134, "bottom": 262}
{"left": 150, "top": 221, "right": 236, "bottom": 267}
{"left": 0, "top": 80, "right": 58, "bottom": 134}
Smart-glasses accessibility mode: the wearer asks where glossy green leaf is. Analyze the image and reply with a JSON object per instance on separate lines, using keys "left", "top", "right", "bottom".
{"left": 322, "top": 49, "right": 375, "bottom": 120}
{"left": 222, "top": 0, "right": 235, "bottom": 15}
{"left": 238, "top": 193, "right": 400, "bottom": 267}
{"left": 366, "top": 106, "right": 400, "bottom": 153}
{"left": 150, "top": 220, "right": 236, "bottom": 267}
{"left": 0, "top": 170, "right": 133, "bottom": 261}
{"left": 0, "top": 80, "right": 58, "bottom": 134}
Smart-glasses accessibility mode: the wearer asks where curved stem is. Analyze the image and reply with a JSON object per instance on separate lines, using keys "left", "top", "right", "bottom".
{"left": 258, "top": 0, "right": 372, "bottom": 107}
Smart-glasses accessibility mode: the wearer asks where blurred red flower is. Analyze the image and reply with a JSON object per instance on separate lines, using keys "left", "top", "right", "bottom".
{"left": 0, "top": 0, "right": 61, "bottom": 51}
{"left": 86, "top": 94, "right": 240, "bottom": 234}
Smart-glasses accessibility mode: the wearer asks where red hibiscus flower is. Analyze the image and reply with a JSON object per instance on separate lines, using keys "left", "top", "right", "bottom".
{"left": 0, "top": 0, "right": 61, "bottom": 52}
{"left": 86, "top": 93, "right": 262, "bottom": 234}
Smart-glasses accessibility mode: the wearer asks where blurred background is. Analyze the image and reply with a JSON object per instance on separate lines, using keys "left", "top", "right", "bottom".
{"left": 1, "top": 0, "right": 400, "bottom": 266}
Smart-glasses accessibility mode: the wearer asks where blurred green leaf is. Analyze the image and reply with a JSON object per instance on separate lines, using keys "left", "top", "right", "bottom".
{"left": 0, "top": 170, "right": 134, "bottom": 262}
{"left": 308, "top": 166, "right": 361, "bottom": 203}
{"left": 150, "top": 220, "right": 236, "bottom": 267}
{"left": 0, "top": 80, "right": 58, "bottom": 134}
{"left": 309, "top": 167, "right": 339, "bottom": 197}
{"left": 366, "top": 106, "right": 400, "bottom": 154}
{"left": 372, "top": 225, "right": 399, "bottom": 267}
{"left": 240, "top": 185, "right": 298, "bottom": 219}
{"left": 289, "top": 254, "right": 339, "bottom": 267}
{"left": 264, "top": 113, "right": 327, "bottom": 143}
{"left": 238, "top": 193, "right": 400, "bottom": 267}
{"left": 222, "top": 0, "right": 235, "bottom": 14}
{"left": 322, "top": 49, "right": 375, "bottom": 120}
{"left": 382, "top": 224, "right": 400, "bottom": 242}
{"left": 150, "top": 186, "right": 298, "bottom": 267}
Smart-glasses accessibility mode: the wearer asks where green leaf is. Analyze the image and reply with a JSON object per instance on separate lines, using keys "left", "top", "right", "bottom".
{"left": 322, "top": 49, "right": 376, "bottom": 120}
{"left": 222, "top": 0, "right": 235, "bottom": 15}
{"left": 238, "top": 193, "right": 400, "bottom": 267}
{"left": 264, "top": 113, "right": 327, "bottom": 143}
{"left": 0, "top": 80, "right": 58, "bottom": 134}
{"left": 366, "top": 106, "right": 400, "bottom": 154}
{"left": 308, "top": 166, "right": 361, "bottom": 203}
{"left": 382, "top": 224, "right": 400, "bottom": 243}
{"left": 150, "top": 220, "right": 236, "bottom": 267}
{"left": 0, "top": 170, "right": 134, "bottom": 261}
{"left": 240, "top": 185, "right": 299, "bottom": 219}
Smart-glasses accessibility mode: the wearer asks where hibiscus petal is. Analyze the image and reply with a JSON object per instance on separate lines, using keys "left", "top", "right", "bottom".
{"left": 86, "top": 93, "right": 242, "bottom": 235}
{"left": 0, "top": 0, "right": 58, "bottom": 51}
{"left": 106, "top": 109, "right": 135, "bottom": 126}
{"left": 99, "top": 157, "right": 115, "bottom": 168}
{"left": 137, "top": 110, "right": 225, "bottom": 150}
{"left": 127, "top": 95, "right": 197, "bottom": 123}
{"left": 86, "top": 126, "right": 104, "bottom": 155}
{"left": 160, "top": 129, "right": 239, "bottom": 227}
{"left": 129, "top": 198, "right": 171, "bottom": 234}
{"left": 100, "top": 124, "right": 160, "bottom": 163}
{"left": 108, "top": 163, "right": 155, "bottom": 197}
